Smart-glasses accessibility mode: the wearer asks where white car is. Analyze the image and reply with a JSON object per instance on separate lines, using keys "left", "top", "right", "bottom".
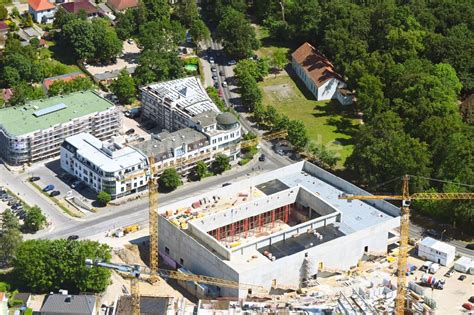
{"left": 209, "top": 57, "right": 215, "bottom": 64}
{"left": 222, "top": 81, "right": 227, "bottom": 87}
{"left": 227, "top": 60, "right": 236, "bottom": 66}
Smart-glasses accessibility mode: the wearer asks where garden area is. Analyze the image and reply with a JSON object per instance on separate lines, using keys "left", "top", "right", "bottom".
{"left": 258, "top": 73, "right": 359, "bottom": 167}
{"left": 253, "top": 24, "right": 290, "bottom": 59}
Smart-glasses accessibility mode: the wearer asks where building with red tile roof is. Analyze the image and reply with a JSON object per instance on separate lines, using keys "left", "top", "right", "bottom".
{"left": 107, "top": 0, "right": 138, "bottom": 12}
{"left": 61, "top": 0, "right": 98, "bottom": 17}
{"left": 43, "top": 72, "right": 87, "bottom": 91}
{"left": 28, "top": 0, "right": 56, "bottom": 23}
{"left": 291, "top": 42, "right": 352, "bottom": 105}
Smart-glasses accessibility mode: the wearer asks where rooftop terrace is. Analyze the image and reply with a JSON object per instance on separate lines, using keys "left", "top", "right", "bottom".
{"left": 0, "top": 90, "right": 115, "bottom": 137}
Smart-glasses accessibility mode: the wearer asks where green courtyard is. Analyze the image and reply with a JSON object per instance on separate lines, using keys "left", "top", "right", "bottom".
{"left": 258, "top": 73, "right": 359, "bottom": 167}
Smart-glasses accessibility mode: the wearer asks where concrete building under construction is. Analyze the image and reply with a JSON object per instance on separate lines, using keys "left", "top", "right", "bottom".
{"left": 158, "top": 161, "right": 400, "bottom": 298}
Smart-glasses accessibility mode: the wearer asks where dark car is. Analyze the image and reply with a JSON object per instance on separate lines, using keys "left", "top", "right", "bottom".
{"left": 125, "top": 128, "right": 135, "bottom": 135}
{"left": 219, "top": 70, "right": 225, "bottom": 76}
{"left": 67, "top": 235, "right": 79, "bottom": 241}
{"left": 466, "top": 243, "right": 474, "bottom": 250}
{"left": 71, "top": 179, "right": 84, "bottom": 189}
{"left": 423, "top": 229, "right": 440, "bottom": 239}
{"left": 43, "top": 184, "right": 54, "bottom": 192}
{"left": 222, "top": 183, "right": 232, "bottom": 187}
{"left": 458, "top": 275, "right": 467, "bottom": 281}
{"left": 259, "top": 154, "right": 266, "bottom": 162}
{"left": 50, "top": 190, "right": 60, "bottom": 197}
{"left": 29, "top": 176, "right": 40, "bottom": 182}
{"left": 469, "top": 296, "right": 474, "bottom": 303}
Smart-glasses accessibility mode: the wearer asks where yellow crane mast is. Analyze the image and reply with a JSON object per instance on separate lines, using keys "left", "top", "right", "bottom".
{"left": 148, "top": 155, "right": 159, "bottom": 283}
{"left": 339, "top": 175, "right": 474, "bottom": 314}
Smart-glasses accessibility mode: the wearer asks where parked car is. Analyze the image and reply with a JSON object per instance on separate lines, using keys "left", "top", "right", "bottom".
{"left": 222, "top": 80, "right": 228, "bottom": 87}
{"left": 71, "top": 179, "right": 84, "bottom": 189}
{"left": 466, "top": 243, "right": 474, "bottom": 250}
{"left": 443, "top": 269, "right": 455, "bottom": 277}
{"left": 50, "top": 191, "right": 60, "bottom": 197}
{"left": 423, "top": 229, "right": 441, "bottom": 239}
{"left": 67, "top": 235, "right": 79, "bottom": 241}
{"left": 211, "top": 66, "right": 217, "bottom": 72}
{"left": 462, "top": 303, "right": 474, "bottom": 311}
{"left": 125, "top": 128, "right": 135, "bottom": 135}
{"left": 209, "top": 56, "right": 215, "bottom": 64}
{"left": 227, "top": 60, "right": 236, "bottom": 66}
{"left": 137, "top": 137, "right": 145, "bottom": 142}
{"left": 212, "top": 74, "right": 218, "bottom": 80}
{"left": 259, "top": 154, "right": 266, "bottom": 162}
{"left": 458, "top": 275, "right": 467, "bottom": 281}
{"left": 213, "top": 82, "right": 219, "bottom": 88}
{"left": 469, "top": 296, "right": 474, "bottom": 303}
{"left": 7, "top": 199, "right": 18, "bottom": 206}
{"left": 125, "top": 108, "right": 141, "bottom": 118}
{"left": 43, "top": 184, "right": 54, "bottom": 192}
{"left": 219, "top": 70, "right": 225, "bottom": 76}
{"left": 29, "top": 176, "right": 40, "bottom": 182}
{"left": 222, "top": 183, "right": 232, "bottom": 187}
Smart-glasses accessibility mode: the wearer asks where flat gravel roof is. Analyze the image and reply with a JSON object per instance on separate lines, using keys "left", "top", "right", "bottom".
{"left": 0, "top": 90, "right": 114, "bottom": 137}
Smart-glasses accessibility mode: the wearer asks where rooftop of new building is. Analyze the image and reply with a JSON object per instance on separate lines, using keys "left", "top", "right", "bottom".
{"left": 134, "top": 127, "right": 208, "bottom": 161}
{"left": 40, "top": 294, "right": 96, "bottom": 315}
{"left": 63, "top": 133, "right": 148, "bottom": 173}
{"left": 0, "top": 90, "right": 115, "bottom": 137}
{"left": 419, "top": 237, "right": 455, "bottom": 253}
{"left": 142, "top": 76, "right": 220, "bottom": 117}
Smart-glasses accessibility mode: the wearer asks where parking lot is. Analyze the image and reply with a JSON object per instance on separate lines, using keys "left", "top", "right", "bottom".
{"left": 25, "top": 159, "right": 98, "bottom": 214}
{"left": 121, "top": 115, "right": 151, "bottom": 144}
{"left": 0, "top": 186, "right": 28, "bottom": 221}
{"left": 395, "top": 255, "right": 474, "bottom": 314}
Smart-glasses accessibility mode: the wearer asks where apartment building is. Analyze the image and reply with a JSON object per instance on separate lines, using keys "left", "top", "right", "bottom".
{"left": 0, "top": 91, "right": 121, "bottom": 166}
{"left": 61, "top": 133, "right": 149, "bottom": 199}
{"left": 141, "top": 77, "right": 241, "bottom": 163}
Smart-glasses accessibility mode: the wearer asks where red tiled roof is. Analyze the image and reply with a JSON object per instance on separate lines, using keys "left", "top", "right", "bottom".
{"left": 107, "top": 0, "right": 138, "bottom": 11}
{"left": 43, "top": 72, "right": 86, "bottom": 90}
{"left": 291, "top": 42, "right": 343, "bottom": 88}
{"left": 28, "top": 0, "right": 55, "bottom": 11}
{"left": 61, "top": 0, "right": 98, "bottom": 14}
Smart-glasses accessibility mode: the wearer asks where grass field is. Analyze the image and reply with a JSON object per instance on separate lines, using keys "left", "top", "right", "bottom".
{"left": 259, "top": 73, "right": 359, "bottom": 167}
{"left": 254, "top": 25, "right": 290, "bottom": 59}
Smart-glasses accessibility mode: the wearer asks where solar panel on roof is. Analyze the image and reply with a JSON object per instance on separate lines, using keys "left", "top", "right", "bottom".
{"left": 33, "top": 103, "right": 68, "bottom": 117}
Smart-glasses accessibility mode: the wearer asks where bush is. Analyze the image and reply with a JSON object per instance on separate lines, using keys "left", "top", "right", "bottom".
{"left": 158, "top": 168, "right": 182, "bottom": 192}
{"left": 97, "top": 191, "right": 111, "bottom": 205}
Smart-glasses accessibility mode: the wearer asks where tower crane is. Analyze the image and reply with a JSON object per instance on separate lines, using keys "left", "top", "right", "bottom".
{"left": 339, "top": 175, "right": 474, "bottom": 314}
{"left": 85, "top": 259, "right": 266, "bottom": 315}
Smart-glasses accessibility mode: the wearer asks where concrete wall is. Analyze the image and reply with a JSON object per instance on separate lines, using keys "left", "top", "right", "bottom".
{"left": 238, "top": 217, "right": 399, "bottom": 297}
{"left": 418, "top": 243, "right": 455, "bottom": 266}
{"left": 159, "top": 216, "right": 240, "bottom": 297}
{"left": 302, "top": 162, "right": 400, "bottom": 217}
{"left": 317, "top": 78, "right": 339, "bottom": 101}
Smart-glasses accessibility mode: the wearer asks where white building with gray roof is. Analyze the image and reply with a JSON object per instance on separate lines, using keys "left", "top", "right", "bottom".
{"left": 60, "top": 132, "right": 149, "bottom": 199}
{"left": 40, "top": 294, "right": 96, "bottom": 315}
{"left": 157, "top": 161, "right": 400, "bottom": 298}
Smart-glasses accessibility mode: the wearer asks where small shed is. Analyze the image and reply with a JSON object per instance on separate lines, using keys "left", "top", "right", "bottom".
{"left": 417, "top": 237, "right": 455, "bottom": 266}
{"left": 453, "top": 256, "right": 473, "bottom": 274}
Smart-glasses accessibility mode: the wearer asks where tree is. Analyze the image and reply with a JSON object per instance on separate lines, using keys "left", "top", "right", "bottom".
{"left": 238, "top": 72, "right": 262, "bottom": 111}
{"left": 287, "top": 120, "right": 309, "bottom": 150}
{"left": 271, "top": 49, "right": 287, "bottom": 72}
{"left": 97, "top": 191, "right": 111, "bottom": 205}
{"left": 264, "top": 105, "right": 280, "bottom": 127}
{"left": 212, "top": 154, "right": 230, "bottom": 174}
{"left": 53, "top": 7, "right": 76, "bottom": 29}
{"left": 356, "top": 74, "right": 387, "bottom": 121}
{"left": 216, "top": 7, "right": 260, "bottom": 59}
{"left": 141, "top": 0, "right": 170, "bottom": 23}
{"left": 10, "top": 7, "right": 19, "bottom": 18}
{"left": 23, "top": 206, "right": 46, "bottom": 232}
{"left": 92, "top": 19, "right": 123, "bottom": 62}
{"left": 306, "top": 142, "right": 340, "bottom": 169}
{"left": 194, "top": 161, "right": 208, "bottom": 180}
{"left": 0, "top": 5, "right": 8, "bottom": 20}
{"left": 115, "top": 10, "right": 137, "bottom": 40}
{"left": 134, "top": 51, "right": 184, "bottom": 85}
{"left": 189, "top": 19, "right": 210, "bottom": 46}
{"left": 110, "top": 69, "right": 136, "bottom": 104}
{"left": 13, "top": 240, "right": 111, "bottom": 293}
{"left": 158, "top": 168, "right": 182, "bottom": 191}
{"left": 0, "top": 210, "right": 22, "bottom": 267}
{"left": 173, "top": 0, "right": 199, "bottom": 27}
{"left": 345, "top": 111, "right": 431, "bottom": 191}
{"left": 62, "top": 18, "right": 96, "bottom": 60}
{"left": 48, "top": 77, "right": 94, "bottom": 96}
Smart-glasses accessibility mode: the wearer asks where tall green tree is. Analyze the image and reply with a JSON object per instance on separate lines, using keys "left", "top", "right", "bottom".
{"left": 158, "top": 168, "right": 182, "bottom": 191}
{"left": 287, "top": 120, "right": 309, "bottom": 150}
{"left": 356, "top": 74, "right": 386, "bottom": 121}
{"left": 141, "top": 0, "right": 170, "bottom": 23}
{"left": 13, "top": 240, "right": 111, "bottom": 293}
{"left": 216, "top": 7, "right": 259, "bottom": 59}
{"left": 97, "top": 191, "right": 112, "bottom": 205}
{"left": 134, "top": 51, "right": 184, "bottom": 85}
{"left": 173, "top": 0, "right": 199, "bottom": 27}
{"left": 0, "top": 5, "right": 8, "bottom": 20}
{"left": 92, "top": 19, "right": 123, "bottom": 62}
{"left": 23, "top": 206, "right": 46, "bottom": 232}
{"left": 189, "top": 19, "right": 210, "bottom": 46}
{"left": 194, "top": 161, "right": 209, "bottom": 180}
{"left": 110, "top": 69, "right": 136, "bottom": 104}
{"left": 0, "top": 210, "right": 22, "bottom": 267}
{"left": 212, "top": 154, "right": 230, "bottom": 174}
{"left": 346, "top": 111, "right": 431, "bottom": 191}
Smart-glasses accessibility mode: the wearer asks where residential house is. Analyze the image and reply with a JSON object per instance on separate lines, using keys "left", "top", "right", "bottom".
{"left": 12, "top": 293, "right": 31, "bottom": 310}
{"left": 0, "top": 292, "right": 7, "bottom": 315}
{"left": 1, "top": 88, "right": 13, "bottom": 103}
{"left": 43, "top": 71, "right": 86, "bottom": 91}
{"left": 40, "top": 294, "right": 96, "bottom": 315}
{"left": 106, "top": 0, "right": 138, "bottom": 12}
{"left": 28, "top": 0, "right": 56, "bottom": 23}
{"left": 16, "top": 25, "right": 45, "bottom": 45}
{"left": 61, "top": 0, "right": 99, "bottom": 18}
{"left": 291, "top": 42, "right": 352, "bottom": 105}
{"left": 460, "top": 94, "right": 473, "bottom": 124}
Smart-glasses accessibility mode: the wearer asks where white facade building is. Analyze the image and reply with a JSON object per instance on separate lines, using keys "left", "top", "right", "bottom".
{"left": 417, "top": 237, "right": 456, "bottom": 266}
{"left": 141, "top": 77, "right": 241, "bottom": 162}
{"left": 453, "top": 256, "right": 473, "bottom": 274}
{"left": 61, "top": 133, "right": 149, "bottom": 199}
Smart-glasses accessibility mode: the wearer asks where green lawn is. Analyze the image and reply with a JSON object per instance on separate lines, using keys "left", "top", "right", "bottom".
{"left": 254, "top": 24, "right": 290, "bottom": 59}
{"left": 259, "top": 74, "right": 359, "bottom": 167}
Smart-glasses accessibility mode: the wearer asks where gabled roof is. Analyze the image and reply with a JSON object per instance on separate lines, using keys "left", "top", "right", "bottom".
{"left": 107, "top": 0, "right": 138, "bottom": 11}
{"left": 40, "top": 294, "right": 96, "bottom": 315}
{"left": 43, "top": 71, "right": 86, "bottom": 90}
{"left": 28, "top": 0, "right": 55, "bottom": 11}
{"left": 61, "top": 0, "right": 98, "bottom": 14}
{"left": 291, "top": 42, "right": 344, "bottom": 88}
